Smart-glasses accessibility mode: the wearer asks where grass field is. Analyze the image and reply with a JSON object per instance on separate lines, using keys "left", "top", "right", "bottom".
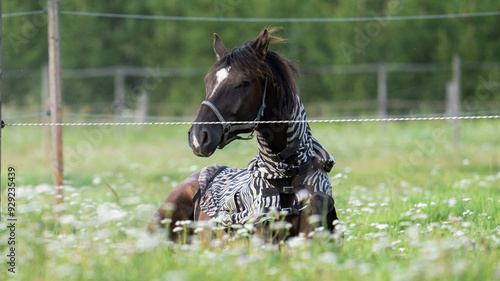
{"left": 1, "top": 119, "right": 500, "bottom": 280}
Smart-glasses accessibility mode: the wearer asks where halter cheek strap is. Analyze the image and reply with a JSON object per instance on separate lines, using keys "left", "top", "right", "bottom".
{"left": 201, "top": 78, "right": 268, "bottom": 149}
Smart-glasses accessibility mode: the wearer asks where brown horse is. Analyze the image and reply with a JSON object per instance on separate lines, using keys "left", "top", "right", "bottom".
{"left": 148, "top": 28, "right": 338, "bottom": 241}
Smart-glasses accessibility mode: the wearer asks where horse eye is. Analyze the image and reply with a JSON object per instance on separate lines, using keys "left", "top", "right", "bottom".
{"left": 237, "top": 81, "right": 250, "bottom": 88}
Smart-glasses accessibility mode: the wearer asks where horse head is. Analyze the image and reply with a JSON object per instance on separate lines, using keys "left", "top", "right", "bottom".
{"left": 189, "top": 28, "right": 297, "bottom": 157}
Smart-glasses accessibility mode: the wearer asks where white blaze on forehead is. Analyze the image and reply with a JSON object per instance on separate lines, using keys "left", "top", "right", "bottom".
{"left": 209, "top": 66, "right": 231, "bottom": 98}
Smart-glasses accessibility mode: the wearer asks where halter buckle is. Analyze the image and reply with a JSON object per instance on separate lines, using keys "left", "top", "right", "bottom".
{"left": 222, "top": 123, "right": 231, "bottom": 134}
{"left": 282, "top": 186, "right": 295, "bottom": 194}
{"left": 281, "top": 207, "right": 293, "bottom": 215}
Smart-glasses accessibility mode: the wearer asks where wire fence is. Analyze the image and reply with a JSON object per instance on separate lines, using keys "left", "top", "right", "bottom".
{"left": 3, "top": 115, "right": 500, "bottom": 127}
{"left": 3, "top": 9, "right": 500, "bottom": 22}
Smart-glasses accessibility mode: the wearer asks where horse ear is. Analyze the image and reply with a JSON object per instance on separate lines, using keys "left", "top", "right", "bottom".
{"left": 214, "top": 33, "right": 229, "bottom": 60}
{"left": 250, "top": 28, "right": 270, "bottom": 60}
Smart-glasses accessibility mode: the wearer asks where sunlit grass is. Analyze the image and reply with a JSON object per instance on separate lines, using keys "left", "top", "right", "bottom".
{"left": 1, "top": 119, "right": 500, "bottom": 280}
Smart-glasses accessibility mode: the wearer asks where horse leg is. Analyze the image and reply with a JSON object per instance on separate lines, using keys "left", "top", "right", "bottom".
{"left": 147, "top": 172, "right": 201, "bottom": 241}
{"left": 309, "top": 192, "right": 338, "bottom": 232}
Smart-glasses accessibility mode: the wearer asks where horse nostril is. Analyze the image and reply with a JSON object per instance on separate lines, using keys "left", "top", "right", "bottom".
{"left": 190, "top": 127, "right": 211, "bottom": 150}
{"left": 201, "top": 130, "right": 210, "bottom": 145}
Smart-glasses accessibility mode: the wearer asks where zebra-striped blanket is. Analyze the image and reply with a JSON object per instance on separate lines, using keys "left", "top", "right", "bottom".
{"left": 198, "top": 99, "right": 335, "bottom": 225}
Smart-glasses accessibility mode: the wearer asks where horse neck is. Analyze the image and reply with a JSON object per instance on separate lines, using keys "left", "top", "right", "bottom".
{"left": 255, "top": 96, "right": 307, "bottom": 165}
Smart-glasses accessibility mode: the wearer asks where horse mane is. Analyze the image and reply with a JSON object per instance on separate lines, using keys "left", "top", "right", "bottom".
{"left": 214, "top": 29, "right": 298, "bottom": 119}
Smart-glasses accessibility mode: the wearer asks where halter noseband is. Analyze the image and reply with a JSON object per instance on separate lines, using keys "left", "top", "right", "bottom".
{"left": 201, "top": 78, "right": 268, "bottom": 149}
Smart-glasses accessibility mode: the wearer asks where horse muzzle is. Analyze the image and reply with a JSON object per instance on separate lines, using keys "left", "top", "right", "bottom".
{"left": 188, "top": 124, "right": 221, "bottom": 157}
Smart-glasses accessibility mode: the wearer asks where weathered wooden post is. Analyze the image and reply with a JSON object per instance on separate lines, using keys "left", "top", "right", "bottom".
{"left": 48, "top": 1, "right": 64, "bottom": 217}
{"left": 135, "top": 89, "right": 148, "bottom": 125}
{"left": 377, "top": 63, "right": 388, "bottom": 131}
{"left": 114, "top": 66, "right": 126, "bottom": 114}
{"left": 446, "top": 55, "right": 461, "bottom": 146}
{"left": 114, "top": 66, "right": 125, "bottom": 133}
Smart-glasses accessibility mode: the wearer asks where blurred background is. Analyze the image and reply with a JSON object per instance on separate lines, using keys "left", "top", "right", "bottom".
{"left": 3, "top": 0, "right": 499, "bottom": 122}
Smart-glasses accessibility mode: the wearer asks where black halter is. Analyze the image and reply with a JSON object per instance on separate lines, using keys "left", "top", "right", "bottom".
{"left": 201, "top": 78, "right": 268, "bottom": 149}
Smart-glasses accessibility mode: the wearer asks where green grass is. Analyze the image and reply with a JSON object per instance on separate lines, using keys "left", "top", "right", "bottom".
{"left": 1, "top": 120, "right": 500, "bottom": 280}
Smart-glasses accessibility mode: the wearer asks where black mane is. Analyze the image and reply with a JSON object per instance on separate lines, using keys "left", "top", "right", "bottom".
{"left": 214, "top": 43, "right": 298, "bottom": 119}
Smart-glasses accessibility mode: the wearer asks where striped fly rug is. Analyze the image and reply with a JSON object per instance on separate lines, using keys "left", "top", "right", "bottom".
{"left": 197, "top": 98, "right": 335, "bottom": 225}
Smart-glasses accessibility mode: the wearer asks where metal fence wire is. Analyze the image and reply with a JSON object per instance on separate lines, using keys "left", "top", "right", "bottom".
{"left": 4, "top": 9, "right": 500, "bottom": 22}
{"left": 2, "top": 115, "right": 500, "bottom": 127}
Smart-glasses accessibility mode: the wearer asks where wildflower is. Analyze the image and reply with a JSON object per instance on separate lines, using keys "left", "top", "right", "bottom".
{"left": 271, "top": 221, "right": 292, "bottom": 231}
{"left": 265, "top": 207, "right": 279, "bottom": 220}
{"left": 315, "top": 226, "right": 325, "bottom": 232}
{"left": 172, "top": 226, "right": 183, "bottom": 233}
{"left": 230, "top": 224, "right": 243, "bottom": 229}
{"left": 136, "top": 233, "right": 161, "bottom": 252}
{"left": 429, "top": 222, "right": 440, "bottom": 228}
{"left": 92, "top": 177, "right": 102, "bottom": 185}
{"left": 332, "top": 173, "right": 345, "bottom": 180}
{"left": 236, "top": 228, "right": 249, "bottom": 235}
{"left": 59, "top": 215, "right": 77, "bottom": 225}
{"left": 376, "top": 224, "right": 389, "bottom": 230}
{"left": 461, "top": 222, "right": 473, "bottom": 228}
{"left": 401, "top": 210, "right": 413, "bottom": 217}
{"left": 447, "top": 197, "right": 457, "bottom": 207}
{"left": 211, "top": 239, "right": 223, "bottom": 247}
{"left": 175, "top": 220, "right": 192, "bottom": 226}
{"left": 463, "top": 210, "right": 473, "bottom": 216}
{"left": 244, "top": 223, "right": 256, "bottom": 232}
{"left": 308, "top": 215, "right": 322, "bottom": 225}
{"left": 121, "top": 196, "right": 141, "bottom": 205}
{"left": 318, "top": 252, "right": 337, "bottom": 264}
{"left": 160, "top": 218, "right": 172, "bottom": 225}
{"left": 96, "top": 204, "right": 127, "bottom": 223}
{"left": 399, "top": 221, "right": 412, "bottom": 227}
{"left": 361, "top": 207, "right": 374, "bottom": 213}
{"left": 349, "top": 199, "right": 363, "bottom": 207}
{"left": 371, "top": 238, "right": 392, "bottom": 253}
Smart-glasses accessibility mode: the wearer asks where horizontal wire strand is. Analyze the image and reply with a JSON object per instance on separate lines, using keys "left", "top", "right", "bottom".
{"left": 57, "top": 10, "right": 500, "bottom": 22}
{"left": 61, "top": 11, "right": 500, "bottom": 22}
{"left": 3, "top": 9, "right": 47, "bottom": 18}
{"left": 4, "top": 115, "right": 500, "bottom": 127}
{"left": 4, "top": 9, "right": 500, "bottom": 22}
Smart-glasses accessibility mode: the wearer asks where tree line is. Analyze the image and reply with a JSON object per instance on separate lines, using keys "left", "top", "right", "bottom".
{"left": 3, "top": 0, "right": 499, "bottom": 116}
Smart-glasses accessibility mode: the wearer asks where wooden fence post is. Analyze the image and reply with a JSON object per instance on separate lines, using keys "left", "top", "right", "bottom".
{"left": 446, "top": 55, "right": 461, "bottom": 146}
{"left": 48, "top": 1, "right": 64, "bottom": 217}
{"left": 114, "top": 66, "right": 126, "bottom": 115}
{"left": 377, "top": 63, "right": 388, "bottom": 131}
{"left": 135, "top": 89, "right": 148, "bottom": 124}
{"left": 114, "top": 66, "right": 125, "bottom": 133}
